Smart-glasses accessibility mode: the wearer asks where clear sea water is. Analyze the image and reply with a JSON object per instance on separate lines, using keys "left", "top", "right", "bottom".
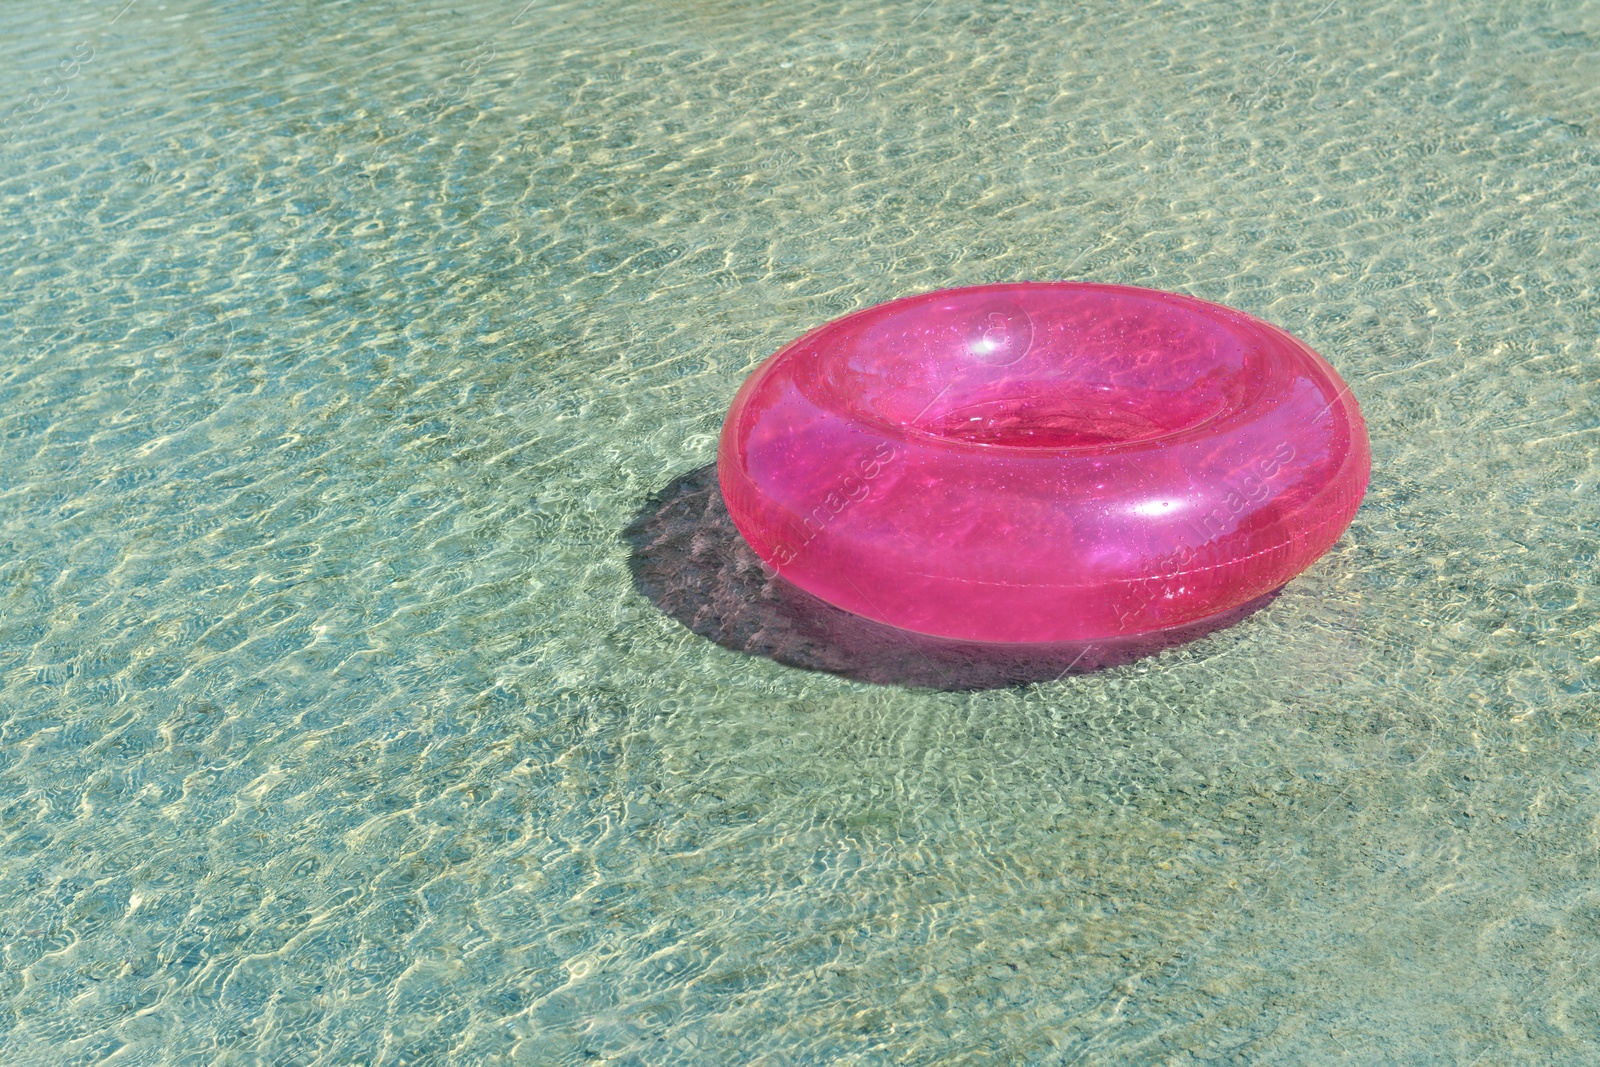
{"left": 2, "top": 0, "right": 1598, "bottom": 1062}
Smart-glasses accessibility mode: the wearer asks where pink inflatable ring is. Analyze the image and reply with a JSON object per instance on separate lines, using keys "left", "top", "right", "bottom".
{"left": 718, "top": 282, "right": 1370, "bottom": 644}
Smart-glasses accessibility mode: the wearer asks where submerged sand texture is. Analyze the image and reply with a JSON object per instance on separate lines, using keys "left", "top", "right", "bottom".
{"left": 1, "top": 0, "right": 1597, "bottom": 1061}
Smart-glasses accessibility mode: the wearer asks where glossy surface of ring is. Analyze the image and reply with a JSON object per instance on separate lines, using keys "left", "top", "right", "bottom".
{"left": 718, "top": 282, "right": 1372, "bottom": 643}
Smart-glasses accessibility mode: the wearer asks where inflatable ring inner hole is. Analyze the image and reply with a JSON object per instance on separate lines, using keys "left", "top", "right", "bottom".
{"left": 802, "top": 287, "right": 1268, "bottom": 450}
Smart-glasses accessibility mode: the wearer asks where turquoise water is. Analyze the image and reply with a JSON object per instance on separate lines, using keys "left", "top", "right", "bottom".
{"left": 2, "top": 0, "right": 1598, "bottom": 1061}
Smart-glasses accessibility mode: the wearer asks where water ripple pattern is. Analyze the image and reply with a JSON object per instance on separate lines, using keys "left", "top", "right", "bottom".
{"left": 1, "top": 0, "right": 1598, "bottom": 1062}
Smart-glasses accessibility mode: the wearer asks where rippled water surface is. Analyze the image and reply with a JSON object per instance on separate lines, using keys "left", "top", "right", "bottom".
{"left": 3, "top": 0, "right": 1599, "bottom": 1062}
